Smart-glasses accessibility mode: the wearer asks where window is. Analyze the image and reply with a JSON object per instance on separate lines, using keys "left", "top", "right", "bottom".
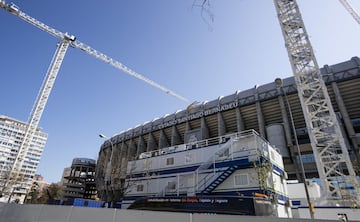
{"left": 234, "top": 174, "right": 248, "bottom": 186}
{"left": 352, "top": 118, "right": 360, "bottom": 133}
{"left": 167, "top": 181, "right": 176, "bottom": 190}
{"left": 166, "top": 157, "right": 174, "bottom": 165}
{"left": 297, "top": 153, "right": 315, "bottom": 163}
{"left": 137, "top": 184, "right": 144, "bottom": 192}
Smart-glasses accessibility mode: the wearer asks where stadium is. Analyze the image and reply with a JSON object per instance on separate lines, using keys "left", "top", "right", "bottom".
{"left": 96, "top": 56, "right": 360, "bottom": 204}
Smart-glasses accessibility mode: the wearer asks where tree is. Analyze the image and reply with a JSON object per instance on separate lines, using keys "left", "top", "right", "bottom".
{"left": 27, "top": 183, "right": 62, "bottom": 204}
{"left": 0, "top": 168, "right": 26, "bottom": 202}
{"left": 26, "top": 187, "right": 40, "bottom": 204}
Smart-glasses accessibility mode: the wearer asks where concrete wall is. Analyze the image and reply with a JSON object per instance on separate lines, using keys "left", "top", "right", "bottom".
{"left": 295, "top": 207, "right": 360, "bottom": 221}
{"left": 0, "top": 203, "right": 339, "bottom": 222}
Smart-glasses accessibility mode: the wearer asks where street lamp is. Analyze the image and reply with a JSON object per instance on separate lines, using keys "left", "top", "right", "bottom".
{"left": 275, "top": 78, "right": 314, "bottom": 219}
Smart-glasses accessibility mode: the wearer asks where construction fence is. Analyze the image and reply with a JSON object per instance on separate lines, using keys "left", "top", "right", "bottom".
{"left": 0, "top": 202, "right": 340, "bottom": 222}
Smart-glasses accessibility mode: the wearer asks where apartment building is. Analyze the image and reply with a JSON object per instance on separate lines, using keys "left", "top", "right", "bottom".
{"left": 0, "top": 115, "right": 47, "bottom": 203}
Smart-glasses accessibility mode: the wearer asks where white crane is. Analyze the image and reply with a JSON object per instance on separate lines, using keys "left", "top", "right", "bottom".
{"left": 339, "top": 0, "right": 360, "bottom": 25}
{"left": 195, "top": 0, "right": 359, "bottom": 206}
{"left": 2, "top": 0, "right": 359, "bottom": 206}
{"left": 273, "top": 0, "right": 359, "bottom": 205}
{"left": 0, "top": 0, "right": 188, "bottom": 200}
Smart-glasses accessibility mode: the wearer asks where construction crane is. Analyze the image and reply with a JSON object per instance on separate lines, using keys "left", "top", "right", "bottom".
{"left": 195, "top": 0, "right": 360, "bottom": 205}
{"left": 273, "top": 0, "right": 359, "bottom": 205}
{"left": 0, "top": 1, "right": 188, "bottom": 201}
{"left": 2, "top": 0, "right": 359, "bottom": 206}
{"left": 339, "top": 0, "right": 360, "bottom": 25}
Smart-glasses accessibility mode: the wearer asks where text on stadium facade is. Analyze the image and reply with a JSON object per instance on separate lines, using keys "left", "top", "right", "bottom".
{"left": 158, "top": 101, "right": 238, "bottom": 129}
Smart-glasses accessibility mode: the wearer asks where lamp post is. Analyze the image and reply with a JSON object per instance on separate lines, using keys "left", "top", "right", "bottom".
{"left": 99, "top": 133, "right": 115, "bottom": 206}
{"left": 275, "top": 78, "right": 314, "bottom": 219}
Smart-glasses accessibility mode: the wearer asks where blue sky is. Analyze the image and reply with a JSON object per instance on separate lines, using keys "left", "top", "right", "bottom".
{"left": 1, "top": 0, "right": 359, "bottom": 183}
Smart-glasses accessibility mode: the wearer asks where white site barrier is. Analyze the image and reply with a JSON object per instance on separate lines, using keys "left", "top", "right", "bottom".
{"left": 0, "top": 203, "right": 340, "bottom": 222}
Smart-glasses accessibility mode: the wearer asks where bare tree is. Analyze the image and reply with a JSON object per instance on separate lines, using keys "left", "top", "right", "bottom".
{"left": 31, "top": 183, "right": 62, "bottom": 204}
{"left": 0, "top": 168, "right": 26, "bottom": 202}
{"left": 192, "top": 0, "right": 214, "bottom": 30}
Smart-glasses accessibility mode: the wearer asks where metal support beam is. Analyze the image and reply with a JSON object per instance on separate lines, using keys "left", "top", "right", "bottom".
{"left": 2, "top": 40, "right": 70, "bottom": 198}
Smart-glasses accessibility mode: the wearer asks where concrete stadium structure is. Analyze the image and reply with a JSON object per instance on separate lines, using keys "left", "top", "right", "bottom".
{"left": 61, "top": 158, "right": 97, "bottom": 201}
{"left": 96, "top": 57, "right": 360, "bottom": 203}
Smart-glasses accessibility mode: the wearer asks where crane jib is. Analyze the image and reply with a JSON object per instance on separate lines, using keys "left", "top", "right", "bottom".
{"left": 0, "top": 0, "right": 189, "bottom": 202}
{"left": 0, "top": 0, "right": 187, "bottom": 103}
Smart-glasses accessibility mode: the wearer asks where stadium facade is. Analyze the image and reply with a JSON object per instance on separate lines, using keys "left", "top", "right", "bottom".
{"left": 96, "top": 57, "right": 360, "bottom": 204}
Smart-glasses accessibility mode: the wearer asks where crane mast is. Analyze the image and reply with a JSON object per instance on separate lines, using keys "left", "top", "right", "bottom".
{"left": 3, "top": 40, "right": 72, "bottom": 197}
{"left": 273, "top": 0, "right": 359, "bottom": 204}
{"left": 0, "top": 0, "right": 188, "bottom": 201}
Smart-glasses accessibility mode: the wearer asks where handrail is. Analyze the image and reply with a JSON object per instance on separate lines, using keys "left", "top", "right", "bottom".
{"left": 195, "top": 139, "right": 236, "bottom": 192}
{"left": 138, "top": 129, "right": 261, "bottom": 160}
{"left": 194, "top": 131, "right": 271, "bottom": 193}
{"left": 145, "top": 129, "right": 272, "bottom": 196}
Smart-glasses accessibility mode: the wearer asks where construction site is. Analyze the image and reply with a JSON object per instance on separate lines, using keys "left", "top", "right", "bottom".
{"left": 0, "top": 0, "right": 360, "bottom": 221}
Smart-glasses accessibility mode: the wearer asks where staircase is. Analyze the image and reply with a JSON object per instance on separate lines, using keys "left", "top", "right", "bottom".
{"left": 194, "top": 138, "right": 242, "bottom": 194}
{"left": 196, "top": 138, "right": 233, "bottom": 172}
{"left": 199, "top": 165, "right": 240, "bottom": 194}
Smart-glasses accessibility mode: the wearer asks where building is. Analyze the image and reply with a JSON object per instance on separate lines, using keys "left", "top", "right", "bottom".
{"left": 26, "top": 174, "right": 49, "bottom": 203}
{"left": 123, "top": 130, "right": 292, "bottom": 217}
{"left": 0, "top": 115, "right": 47, "bottom": 203}
{"left": 60, "top": 167, "right": 71, "bottom": 187}
{"left": 61, "top": 158, "right": 97, "bottom": 201}
{"left": 29, "top": 174, "right": 48, "bottom": 193}
{"left": 95, "top": 57, "right": 360, "bottom": 205}
{"left": 287, "top": 181, "right": 360, "bottom": 220}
